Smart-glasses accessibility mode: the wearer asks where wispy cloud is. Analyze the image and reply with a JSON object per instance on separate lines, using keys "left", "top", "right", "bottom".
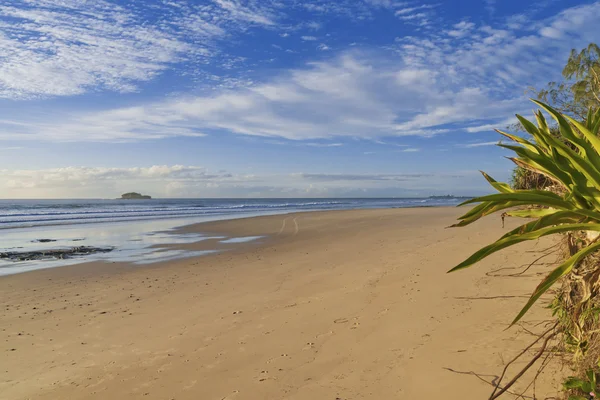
{"left": 394, "top": 3, "right": 438, "bottom": 27}
{"left": 457, "top": 141, "right": 500, "bottom": 148}
{"left": 401, "top": 148, "right": 420, "bottom": 152}
{"left": 305, "top": 21, "right": 322, "bottom": 31}
{"left": 0, "top": 0, "right": 279, "bottom": 99}
{"left": 466, "top": 118, "right": 516, "bottom": 133}
{"left": 485, "top": 0, "right": 497, "bottom": 15}
{"left": 303, "top": 142, "right": 343, "bottom": 147}
{"left": 212, "top": 0, "right": 276, "bottom": 26}
{"left": 301, "top": 35, "right": 318, "bottom": 41}
{"left": 2, "top": 165, "right": 235, "bottom": 185}
{"left": 0, "top": 165, "right": 483, "bottom": 198}
{"left": 447, "top": 21, "right": 475, "bottom": 38}
{"left": 0, "top": 49, "right": 520, "bottom": 142}
{"left": 1, "top": 1, "right": 600, "bottom": 145}
{"left": 374, "top": 140, "right": 409, "bottom": 147}
{"left": 0, "top": 165, "right": 263, "bottom": 198}
{"left": 394, "top": 4, "right": 438, "bottom": 16}
{"left": 396, "top": 12, "right": 430, "bottom": 26}
{"left": 296, "top": 172, "right": 452, "bottom": 181}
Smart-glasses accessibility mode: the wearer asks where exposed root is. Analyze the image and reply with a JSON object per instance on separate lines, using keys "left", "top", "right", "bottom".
{"left": 442, "top": 368, "right": 534, "bottom": 399}
{"left": 486, "top": 248, "right": 560, "bottom": 278}
{"left": 489, "top": 324, "right": 558, "bottom": 399}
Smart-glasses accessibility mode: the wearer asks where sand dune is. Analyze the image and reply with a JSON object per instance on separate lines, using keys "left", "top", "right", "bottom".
{"left": 0, "top": 207, "right": 563, "bottom": 399}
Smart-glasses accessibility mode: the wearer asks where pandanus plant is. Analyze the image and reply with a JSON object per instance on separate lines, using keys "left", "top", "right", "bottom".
{"left": 450, "top": 100, "right": 600, "bottom": 326}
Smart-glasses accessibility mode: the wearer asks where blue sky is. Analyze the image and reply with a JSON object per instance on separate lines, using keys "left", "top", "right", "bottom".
{"left": 0, "top": 0, "right": 599, "bottom": 198}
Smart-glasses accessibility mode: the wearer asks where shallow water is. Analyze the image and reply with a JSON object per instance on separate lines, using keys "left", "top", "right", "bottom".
{"left": 220, "top": 236, "right": 264, "bottom": 244}
{"left": 0, "top": 216, "right": 263, "bottom": 276}
{"left": 0, "top": 197, "right": 466, "bottom": 276}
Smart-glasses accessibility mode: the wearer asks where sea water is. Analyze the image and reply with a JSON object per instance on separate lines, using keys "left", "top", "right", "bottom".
{"left": 0, "top": 197, "right": 464, "bottom": 276}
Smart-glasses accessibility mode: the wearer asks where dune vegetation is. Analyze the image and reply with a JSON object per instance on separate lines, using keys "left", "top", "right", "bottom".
{"left": 451, "top": 43, "right": 600, "bottom": 399}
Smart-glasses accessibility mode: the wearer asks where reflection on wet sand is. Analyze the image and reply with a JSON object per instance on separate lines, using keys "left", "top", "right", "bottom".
{"left": 0, "top": 217, "right": 264, "bottom": 276}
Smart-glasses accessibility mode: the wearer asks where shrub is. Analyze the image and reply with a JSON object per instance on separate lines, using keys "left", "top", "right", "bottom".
{"left": 451, "top": 101, "right": 600, "bottom": 326}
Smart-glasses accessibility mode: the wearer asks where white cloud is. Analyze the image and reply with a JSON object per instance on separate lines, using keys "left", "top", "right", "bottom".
{"left": 447, "top": 21, "right": 475, "bottom": 38}
{"left": 363, "top": 0, "right": 396, "bottom": 7}
{"left": 394, "top": 3, "right": 438, "bottom": 27}
{"left": 396, "top": 69, "right": 434, "bottom": 85}
{"left": 212, "top": 0, "right": 276, "bottom": 26}
{"left": 1, "top": 52, "right": 475, "bottom": 141}
{"left": 0, "top": 165, "right": 240, "bottom": 197}
{"left": 0, "top": 0, "right": 279, "bottom": 99}
{"left": 485, "top": 0, "right": 496, "bottom": 15}
{"left": 397, "top": 12, "right": 427, "bottom": 21}
{"left": 317, "top": 43, "right": 331, "bottom": 51}
{"left": 304, "top": 142, "right": 343, "bottom": 147}
{"left": 301, "top": 35, "right": 318, "bottom": 41}
{"left": 465, "top": 124, "right": 500, "bottom": 133}
{"left": 539, "top": 26, "right": 562, "bottom": 39}
{"left": 1, "top": 2, "right": 600, "bottom": 144}
{"left": 457, "top": 141, "right": 500, "bottom": 148}
{"left": 297, "top": 172, "right": 440, "bottom": 181}
{"left": 465, "top": 118, "right": 516, "bottom": 133}
{"left": 0, "top": 2, "right": 183, "bottom": 98}
{"left": 391, "top": 1, "right": 600, "bottom": 131}
{"left": 0, "top": 106, "right": 208, "bottom": 142}
{"left": 306, "top": 21, "right": 322, "bottom": 31}
{"left": 374, "top": 140, "right": 409, "bottom": 147}
{"left": 3, "top": 165, "right": 234, "bottom": 185}
{"left": 0, "top": 165, "right": 270, "bottom": 198}
{"left": 401, "top": 148, "right": 420, "bottom": 152}
{"left": 505, "top": 14, "right": 529, "bottom": 30}
{"left": 394, "top": 4, "right": 437, "bottom": 16}
{"left": 0, "top": 165, "right": 486, "bottom": 198}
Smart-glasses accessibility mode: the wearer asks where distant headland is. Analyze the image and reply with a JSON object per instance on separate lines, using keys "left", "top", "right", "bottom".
{"left": 119, "top": 192, "right": 152, "bottom": 200}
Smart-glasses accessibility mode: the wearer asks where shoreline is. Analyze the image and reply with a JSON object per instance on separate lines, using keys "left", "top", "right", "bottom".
{"left": 0, "top": 197, "right": 466, "bottom": 231}
{"left": 0, "top": 207, "right": 562, "bottom": 399}
{"left": 0, "top": 204, "right": 449, "bottom": 232}
{"left": 0, "top": 206, "right": 457, "bottom": 278}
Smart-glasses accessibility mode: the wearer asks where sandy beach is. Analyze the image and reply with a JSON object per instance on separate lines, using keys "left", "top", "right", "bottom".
{"left": 1, "top": 207, "right": 563, "bottom": 399}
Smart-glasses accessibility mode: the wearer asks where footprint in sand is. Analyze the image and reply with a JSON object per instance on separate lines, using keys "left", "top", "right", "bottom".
{"left": 303, "top": 342, "right": 315, "bottom": 350}
{"left": 266, "top": 353, "right": 291, "bottom": 365}
{"left": 315, "top": 330, "right": 334, "bottom": 339}
{"left": 183, "top": 380, "right": 197, "bottom": 390}
{"left": 334, "top": 318, "right": 348, "bottom": 324}
{"left": 258, "top": 370, "right": 270, "bottom": 382}
{"left": 220, "top": 390, "right": 240, "bottom": 400}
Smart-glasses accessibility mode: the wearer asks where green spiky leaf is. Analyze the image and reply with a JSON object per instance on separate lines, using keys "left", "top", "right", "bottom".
{"left": 451, "top": 101, "right": 600, "bottom": 324}
{"left": 511, "top": 241, "right": 600, "bottom": 325}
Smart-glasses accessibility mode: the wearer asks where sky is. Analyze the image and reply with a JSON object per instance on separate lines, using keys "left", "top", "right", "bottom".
{"left": 1, "top": 0, "right": 599, "bottom": 198}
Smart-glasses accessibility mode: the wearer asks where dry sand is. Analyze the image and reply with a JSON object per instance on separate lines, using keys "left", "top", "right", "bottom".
{"left": 1, "top": 207, "right": 564, "bottom": 399}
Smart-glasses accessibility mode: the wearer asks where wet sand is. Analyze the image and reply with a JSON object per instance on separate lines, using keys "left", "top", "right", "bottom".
{"left": 0, "top": 207, "right": 563, "bottom": 399}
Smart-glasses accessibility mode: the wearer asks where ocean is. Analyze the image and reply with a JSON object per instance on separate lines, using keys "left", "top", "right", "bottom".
{"left": 0, "top": 197, "right": 464, "bottom": 230}
{"left": 0, "top": 197, "right": 465, "bottom": 276}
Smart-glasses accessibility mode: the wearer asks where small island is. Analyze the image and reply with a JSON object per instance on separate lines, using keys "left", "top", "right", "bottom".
{"left": 120, "top": 192, "right": 152, "bottom": 200}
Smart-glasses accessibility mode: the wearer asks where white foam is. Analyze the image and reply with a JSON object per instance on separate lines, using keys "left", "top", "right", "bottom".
{"left": 220, "top": 236, "right": 264, "bottom": 244}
